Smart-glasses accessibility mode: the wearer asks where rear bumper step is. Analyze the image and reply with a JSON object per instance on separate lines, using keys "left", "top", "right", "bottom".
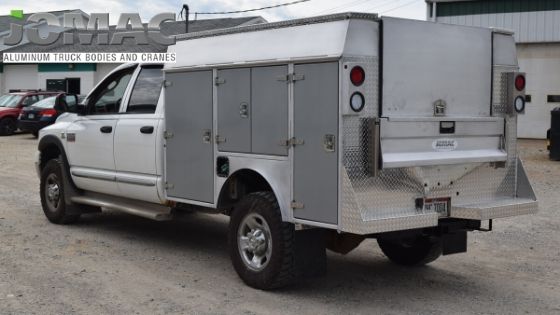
{"left": 450, "top": 198, "right": 538, "bottom": 220}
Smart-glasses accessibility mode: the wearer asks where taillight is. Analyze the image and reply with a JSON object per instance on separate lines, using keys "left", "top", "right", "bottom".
{"left": 40, "top": 109, "right": 57, "bottom": 117}
{"left": 350, "top": 66, "right": 365, "bottom": 87}
{"left": 515, "top": 74, "right": 526, "bottom": 91}
{"left": 350, "top": 92, "right": 365, "bottom": 112}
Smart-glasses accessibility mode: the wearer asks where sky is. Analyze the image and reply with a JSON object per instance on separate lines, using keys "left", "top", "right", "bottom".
{"left": 0, "top": 0, "right": 427, "bottom": 24}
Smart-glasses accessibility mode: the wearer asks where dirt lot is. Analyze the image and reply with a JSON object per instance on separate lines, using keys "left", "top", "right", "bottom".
{"left": 0, "top": 134, "right": 559, "bottom": 314}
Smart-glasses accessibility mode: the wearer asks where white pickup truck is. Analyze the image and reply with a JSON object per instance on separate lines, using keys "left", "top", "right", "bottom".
{"left": 36, "top": 13, "right": 537, "bottom": 290}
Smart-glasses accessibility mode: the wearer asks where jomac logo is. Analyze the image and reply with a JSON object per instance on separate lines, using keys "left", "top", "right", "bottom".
{"left": 4, "top": 12, "right": 176, "bottom": 46}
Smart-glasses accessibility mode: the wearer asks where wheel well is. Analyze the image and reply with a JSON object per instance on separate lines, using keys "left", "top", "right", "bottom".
{"left": 39, "top": 144, "right": 61, "bottom": 171}
{"left": 217, "top": 169, "right": 273, "bottom": 215}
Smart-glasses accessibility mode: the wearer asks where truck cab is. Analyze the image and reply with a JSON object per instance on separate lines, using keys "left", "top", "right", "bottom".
{"left": 36, "top": 13, "right": 537, "bottom": 290}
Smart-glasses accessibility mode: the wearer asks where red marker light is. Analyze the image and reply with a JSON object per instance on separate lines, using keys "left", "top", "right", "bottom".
{"left": 515, "top": 75, "right": 525, "bottom": 91}
{"left": 350, "top": 66, "right": 365, "bottom": 86}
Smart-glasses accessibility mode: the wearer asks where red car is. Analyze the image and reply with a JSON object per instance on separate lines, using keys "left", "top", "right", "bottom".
{"left": 0, "top": 91, "right": 59, "bottom": 136}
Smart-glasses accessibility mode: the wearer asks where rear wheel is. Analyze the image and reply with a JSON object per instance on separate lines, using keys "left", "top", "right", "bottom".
{"left": 40, "top": 159, "right": 80, "bottom": 224}
{"left": 228, "top": 192, "right": 296, "bottom": 290}
{"left": 32, "top": 131, "right": 39, "bottom": 138}
{"left": 0, "top": 117, "right": 17, "bottom": 136}
{"left": 377, "top": 234, "right": 442, "bottom": 266}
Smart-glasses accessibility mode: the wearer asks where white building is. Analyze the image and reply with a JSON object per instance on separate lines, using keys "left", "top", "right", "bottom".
{"left": 0, "top": 11, "right": 265, "bottom": 96}
{"left": 427, "top": 0, "right": 560, "bottom": 139}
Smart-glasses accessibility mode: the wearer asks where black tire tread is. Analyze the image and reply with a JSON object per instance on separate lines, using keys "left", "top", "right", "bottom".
{"left": 0, "top": 117, "right": 17, "bottom": 136}
{"left": 229, "top": 191, "right": 296, "bottom": 290}
{"left": 40, "top": 159, "right": 80, "bottom": 225}
{"left": 377, "top": 235, "right": 442, "bottom": 266}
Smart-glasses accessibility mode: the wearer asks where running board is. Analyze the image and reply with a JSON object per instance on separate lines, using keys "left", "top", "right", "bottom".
{"left": 71, "top": 193, "right": 172, "bottom": 221}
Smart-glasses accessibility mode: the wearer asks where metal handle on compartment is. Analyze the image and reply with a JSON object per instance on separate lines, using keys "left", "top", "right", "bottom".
{"left": 239, "top": 102, "right": 249, "bottom": 118}
{"left": 324, "top": 134, "right": 336, "bottom": 152}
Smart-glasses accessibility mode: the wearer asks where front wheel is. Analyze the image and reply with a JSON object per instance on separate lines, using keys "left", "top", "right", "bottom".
{"left": 0, "top": 118, "right": 17, "bottom": 136}
{"left": 40, "top": 159, "right": 80, "bottom": 224}
{"left": 228, "top": 192, "right": 297, "bottom": 290}
{"left": 377, "top": 234, "right": 442, "bottom": 266}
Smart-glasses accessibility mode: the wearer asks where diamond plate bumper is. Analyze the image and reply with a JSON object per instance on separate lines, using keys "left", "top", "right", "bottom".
{"left": 451, "top": 198, "right": 537, "bottom": 220}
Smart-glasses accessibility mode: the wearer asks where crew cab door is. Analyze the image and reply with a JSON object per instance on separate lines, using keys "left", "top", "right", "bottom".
{"left": 113, "top": 65, "right": 164, "bottom": 203}
{"left": 66, "top": 65, "right": 136, "bottom": 196}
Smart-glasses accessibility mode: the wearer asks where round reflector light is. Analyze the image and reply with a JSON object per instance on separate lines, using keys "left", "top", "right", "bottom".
{"left": 350, "top": 66, "right": 365, "bottom": 86}
{"left": 515, "top": 75, "right": 525, "bottom": 91}
{"left": 514, "top": 96, "right": 525, "bottom": 113}
{"left": 350, "top": 92, "right": 365, "bottom": 112}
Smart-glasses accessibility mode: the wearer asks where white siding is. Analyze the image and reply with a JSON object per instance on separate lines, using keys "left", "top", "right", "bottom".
{"left": 437, "top": 10, "right": 560, "bottom": 43}
{"left": 517, "top": 44, "right": 560, "bottom": 139}
{"left": 2, "top": 64, "right": 38, "bottom": 93}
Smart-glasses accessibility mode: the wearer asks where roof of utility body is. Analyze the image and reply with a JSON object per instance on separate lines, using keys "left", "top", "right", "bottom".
{"left": 166, "top": 12, "right": 379, "bottom": 70}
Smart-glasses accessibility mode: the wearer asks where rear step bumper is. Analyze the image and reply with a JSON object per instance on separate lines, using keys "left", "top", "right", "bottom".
{"left": 450, "top": 198, "right": 537, "bottom": 220}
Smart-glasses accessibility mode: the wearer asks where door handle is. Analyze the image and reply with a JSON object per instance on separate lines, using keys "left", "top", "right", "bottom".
{"left": 100, "top": 126, "right": 113, "bottom": 133}
{"left": 140, "top": 126, "right": 154, "bottom": 134}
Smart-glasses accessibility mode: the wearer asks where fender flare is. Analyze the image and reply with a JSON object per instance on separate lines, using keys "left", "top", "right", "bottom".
{"left": 217, "top": 168, "right": 290, "bottom": 222}
{"left": 38, "top": 135, "right": 82, "bottom": 213}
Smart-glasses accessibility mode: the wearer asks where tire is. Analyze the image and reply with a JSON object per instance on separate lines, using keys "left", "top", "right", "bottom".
{"left": 0, "top": 117, "right": 17, "bottom": 136}
{"left": 40, "top": 159, "right": 80, "bottom": 224}
{"left": 32, "top": 131, "right": 39, "bottom": 138}
{"left": 228, "top": 192, "right": 296, "bottom": 290}
{"left": 377, "top": 234, "right": 442, "bottom": 266}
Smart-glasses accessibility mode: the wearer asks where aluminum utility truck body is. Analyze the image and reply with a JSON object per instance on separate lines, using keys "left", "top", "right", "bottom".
{"left": 37, "top": 13, "right": 537, "bottom": 289}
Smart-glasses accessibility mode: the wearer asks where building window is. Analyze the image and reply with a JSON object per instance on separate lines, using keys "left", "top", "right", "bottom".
{"left": 525, "top": 95, "right": 531, "bottom": 103}
{"left": 547, "top": 95, "right": 560, "bottom": 103}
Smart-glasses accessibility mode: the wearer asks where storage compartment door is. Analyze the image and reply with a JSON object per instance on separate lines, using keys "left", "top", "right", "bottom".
{"left": 164, "top": 71, "right": 214, "bottom": 203}
{"left": 217, "top": 68, "right": 251, "bottom": 153}
{"left": 381, "top": 17, "right": 492, "bottom": 117}
{"left": 293, "top": 62, "right": 339, "bottom": 225}
{"left": 251, "top": 66, "right": 289, "bottom": 156}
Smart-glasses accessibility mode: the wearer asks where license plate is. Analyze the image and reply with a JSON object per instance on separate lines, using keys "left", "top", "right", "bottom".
{"left": 424, "top": 197, "right": 450, "bottom": 216}
{"left": 28, "top": 113, "right": 35, "bottom": 119}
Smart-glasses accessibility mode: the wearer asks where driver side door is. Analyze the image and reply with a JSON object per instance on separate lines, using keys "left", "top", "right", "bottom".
{"left": 66, "top": 65, "right": 136, "bottom": 195}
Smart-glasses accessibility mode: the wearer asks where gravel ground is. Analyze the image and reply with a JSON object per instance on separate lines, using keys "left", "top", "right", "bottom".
{"left": 0, "top": 133, "right": 559, "bottom": 315}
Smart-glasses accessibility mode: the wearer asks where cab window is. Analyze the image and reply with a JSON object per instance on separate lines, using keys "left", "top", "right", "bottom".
{"left": 87, "top": 67, "right": 135, "bottom": 115}
{"left": 22, "top": 95, "right": 39, "bottom": 107}
{"left": 126, "top": 66, "right": 164, "bottom": 114}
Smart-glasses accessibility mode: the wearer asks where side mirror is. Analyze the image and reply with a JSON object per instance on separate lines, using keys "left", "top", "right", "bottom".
{"left": 53, "top": 102, "right": 66, "bottom": 113}
{"left": 75, "top": 104, "right": 87, "bottom": 115}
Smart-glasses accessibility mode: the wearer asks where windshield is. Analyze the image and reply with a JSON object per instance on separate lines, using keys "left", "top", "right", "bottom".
{"left": 33, "top": 96, "right": 57, "bottom": 109}
{"left": 0, "top": 95, "right": 23, "bottom": 108}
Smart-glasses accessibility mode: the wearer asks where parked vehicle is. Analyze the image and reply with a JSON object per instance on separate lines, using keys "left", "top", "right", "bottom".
{"left": 18, "top": 94, "right": 82, "bottom": 137}
{"left": 0, "top": 90, "right": 59, "bottom": 136}
{"left": 36, "top": 13, "right": 538, "bottom": 290}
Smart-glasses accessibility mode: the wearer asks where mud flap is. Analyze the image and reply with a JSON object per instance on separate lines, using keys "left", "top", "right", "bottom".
{"left": 442, "top": 231, "right": 467, "bottom": 256}
{"left": 295, "top": 229, "right": 327, "bottom": 278}
{"left": 59, "top": 157, "right": 83, "bottom": 215}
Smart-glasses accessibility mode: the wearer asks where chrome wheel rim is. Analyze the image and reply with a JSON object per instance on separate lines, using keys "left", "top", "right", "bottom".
{"left": 45, "top": 173, "right": 61, "bottom": 211}
{"left": 237, "top": 213, "right": 272, "bottom": 271}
